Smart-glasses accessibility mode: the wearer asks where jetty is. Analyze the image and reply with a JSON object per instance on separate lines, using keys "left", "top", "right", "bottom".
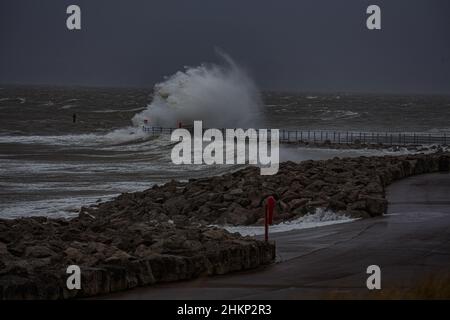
{"left": 142, "top": 126, "right": 449, "bottom": 146}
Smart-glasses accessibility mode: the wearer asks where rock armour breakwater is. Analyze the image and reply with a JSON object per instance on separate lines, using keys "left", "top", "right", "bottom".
{"left": 90, "top": 152, "right": 450, "bottom": 224}
{"left": 0, "top": 152, "right": 449, "bottom": 299}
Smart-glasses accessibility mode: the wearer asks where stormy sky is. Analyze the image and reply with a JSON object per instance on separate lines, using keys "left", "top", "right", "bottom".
{"left": 1, "top": 0, "right": 449, "bottom": 94}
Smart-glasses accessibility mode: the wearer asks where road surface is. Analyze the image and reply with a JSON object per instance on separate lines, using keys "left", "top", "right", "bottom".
{"left": 104, "top": 172, "right": 450, "bottom": 299}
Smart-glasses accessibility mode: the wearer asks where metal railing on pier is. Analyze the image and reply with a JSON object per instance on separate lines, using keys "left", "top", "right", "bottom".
{"left": 142, "top": 126, "right": 449, "bottom": 146}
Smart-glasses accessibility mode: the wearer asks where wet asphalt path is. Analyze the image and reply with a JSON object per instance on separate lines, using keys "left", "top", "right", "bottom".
{"left": 104, "top": 172, "right": 450, "bottom": 299}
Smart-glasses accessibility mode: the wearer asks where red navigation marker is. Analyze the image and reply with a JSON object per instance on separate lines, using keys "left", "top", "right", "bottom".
{"left": 265, "top": 196, "right": 276, "bottom": 242}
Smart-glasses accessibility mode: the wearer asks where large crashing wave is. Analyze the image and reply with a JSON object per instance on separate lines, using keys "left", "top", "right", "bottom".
{"left": 132, "top": 53, "right": 263, "bottom": 129}
{"left": 0, "top": 54, "right": 263, "bottom": 148}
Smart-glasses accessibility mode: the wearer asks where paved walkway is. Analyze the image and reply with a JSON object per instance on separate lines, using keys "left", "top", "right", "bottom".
{"left": 104, "top": 172, "right": 450, "bottom": 299}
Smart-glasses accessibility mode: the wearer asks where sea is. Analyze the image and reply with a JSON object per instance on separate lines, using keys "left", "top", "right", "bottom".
{"left": 1, "top": 85, "right": 450, "bottom": 219}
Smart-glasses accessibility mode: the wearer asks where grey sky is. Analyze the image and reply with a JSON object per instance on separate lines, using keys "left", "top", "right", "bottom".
{"left": 1, "top": 0, "right": 449, "bottom": 93}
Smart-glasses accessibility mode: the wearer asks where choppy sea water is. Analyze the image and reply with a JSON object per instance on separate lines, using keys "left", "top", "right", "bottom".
{"left": 1, "top": 86, "right": 449, "bottom": 219}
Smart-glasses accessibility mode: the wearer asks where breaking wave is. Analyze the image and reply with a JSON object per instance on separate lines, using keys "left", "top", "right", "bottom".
{"left": 132, "top": 52, "right": 263, "bottom": 128}
{"left": 222, "top": 208, "right": 357, "bottom": 236}
{"left": 0, "top": 127, "right": 153, "bottom": 147}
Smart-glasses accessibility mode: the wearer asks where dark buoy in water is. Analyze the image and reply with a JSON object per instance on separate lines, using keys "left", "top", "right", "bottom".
{"left": 72, "top": 113, "right": 77, "bottom": 123}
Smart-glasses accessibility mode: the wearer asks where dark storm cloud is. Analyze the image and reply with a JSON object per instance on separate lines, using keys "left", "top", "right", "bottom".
{"left": 1, "top": 0, "right": 449, "bottom": 93}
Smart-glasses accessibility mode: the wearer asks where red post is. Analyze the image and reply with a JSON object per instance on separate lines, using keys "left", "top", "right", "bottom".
{"left": 264, "top": 196, "right": 276, "bottom": 242}
{"left": 265, "top": 205, "right": 268, "bottom": 242}
{"left": 177, "top": 121, "right": 182, "bottom": 128}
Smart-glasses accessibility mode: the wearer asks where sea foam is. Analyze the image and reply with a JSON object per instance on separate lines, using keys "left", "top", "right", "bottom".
{"left": 132, "top": 52, "right": 263, "bottom": 129}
